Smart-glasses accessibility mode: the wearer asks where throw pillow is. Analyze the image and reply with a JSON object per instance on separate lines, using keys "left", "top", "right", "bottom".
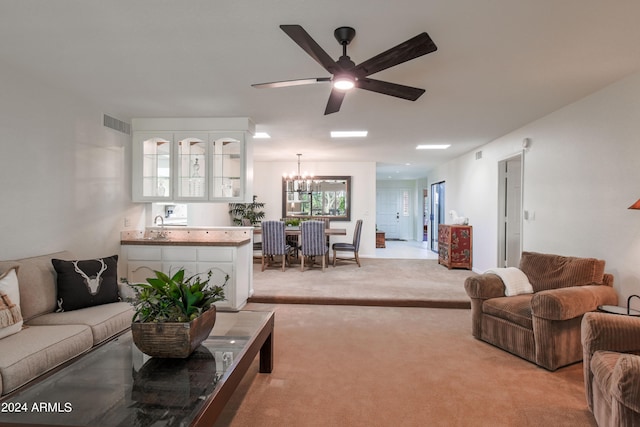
{"left": 0, "top": 267, "right": 24, "bottom": 339}
{"left": 52, "top": 255, "right": 119, "bottom": 312}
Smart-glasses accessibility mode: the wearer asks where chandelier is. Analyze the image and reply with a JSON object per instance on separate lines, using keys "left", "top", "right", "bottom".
{"left": 283, "top": 154, "right": 314, "bottom": 193}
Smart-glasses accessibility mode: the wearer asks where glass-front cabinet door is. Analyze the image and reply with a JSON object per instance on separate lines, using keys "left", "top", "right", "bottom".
{"left": 210, "top": 132, "right": 244, "bottom": 201}
{"left": 175, "top": 133, "right": 208, "bottom": 201}
{"left": 132, "top": 128, "right": 249, "bottom": 203}
{"left": 133, "top": 133, "right": 173, "bottom": 201}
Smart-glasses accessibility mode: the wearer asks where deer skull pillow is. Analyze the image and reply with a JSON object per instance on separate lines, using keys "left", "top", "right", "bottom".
{"left": 52, "top": 255, "right": 119, "bottom": 312}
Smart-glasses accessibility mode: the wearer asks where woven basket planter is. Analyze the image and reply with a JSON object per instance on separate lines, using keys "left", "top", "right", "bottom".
{"left": 131, "top": 306, "right": 216, "bottom": 358}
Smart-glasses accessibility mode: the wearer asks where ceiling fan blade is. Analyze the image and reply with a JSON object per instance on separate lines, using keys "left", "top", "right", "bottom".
{"left": 324, "top": 88, "right": 346, "bottom": 115}
{"left": 252, "top": 77, "right": 331, "bottom": 89}
{"left": 280, "top": 25, "right": 341, "bottom": 75}
{"left": 353, "top": 32, "right": 437, "bottom": 77}
{"left": 356, "top": 78, "right": 425, "bottom": 101}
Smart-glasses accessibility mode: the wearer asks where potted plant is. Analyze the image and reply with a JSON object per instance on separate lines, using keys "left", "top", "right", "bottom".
{"left": 229, "top": 195, "right": 266, "bottom": 226}
{"left": 128, "top": 268, "right": 227, "bottom": 358}
{"left": 284, "top": 218, "right": 301, "bottom": 227}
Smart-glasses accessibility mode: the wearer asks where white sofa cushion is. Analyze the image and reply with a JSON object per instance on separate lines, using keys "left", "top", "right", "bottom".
{"left": 27, "top": 302, "right": 134, "bottom": 346}
{"left": 0, "top": 324, "right": 92, "bottom": 395}
{"left": 0, "top": 251, "right": 74, "bottom": 321}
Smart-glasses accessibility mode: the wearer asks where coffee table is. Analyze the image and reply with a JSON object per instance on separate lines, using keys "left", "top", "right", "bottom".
{"left": 0, "top": 310, "right": 274, "bottom": 427}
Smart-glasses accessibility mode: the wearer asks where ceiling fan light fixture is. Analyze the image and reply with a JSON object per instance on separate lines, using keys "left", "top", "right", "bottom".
{"left": 253, "top": 25, "right": 437, "bottom": 114}
{"left": 333, "top": 74, "right": 355, "bottom": 91}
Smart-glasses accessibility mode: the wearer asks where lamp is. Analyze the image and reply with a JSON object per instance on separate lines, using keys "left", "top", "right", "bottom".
{"left": 283, "top": 154, "right": 314, "bottom": 193}
{"left": 629, "top": 199, "right": 640, "bottom": 209}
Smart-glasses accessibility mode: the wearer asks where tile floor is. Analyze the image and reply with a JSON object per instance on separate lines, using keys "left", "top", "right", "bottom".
{"left": 374, "top": 239, "right": 438, "bottom": 260}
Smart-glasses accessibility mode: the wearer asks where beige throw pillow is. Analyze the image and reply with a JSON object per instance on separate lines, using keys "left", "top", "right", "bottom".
{"left": 0, "top": 267, "right": 23, "bottom": 338}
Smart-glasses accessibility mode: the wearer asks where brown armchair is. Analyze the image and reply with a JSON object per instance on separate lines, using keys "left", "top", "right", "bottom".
{"left": 464, "top": 251, "right": 618, "bottom": 371}
{"left": 581, "top": 312, "right": 640, "bottom": 426}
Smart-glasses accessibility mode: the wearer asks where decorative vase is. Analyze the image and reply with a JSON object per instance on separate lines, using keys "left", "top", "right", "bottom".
{"left": 131, "top": 306, "right": 217, "bottom": 358}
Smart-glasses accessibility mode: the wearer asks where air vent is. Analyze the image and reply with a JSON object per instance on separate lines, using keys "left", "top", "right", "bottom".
{"left": 103, "top": 114, "right": 131, "bottom": 135}
{"left": 475, "top": 150, "right": 483, "bottom": 160}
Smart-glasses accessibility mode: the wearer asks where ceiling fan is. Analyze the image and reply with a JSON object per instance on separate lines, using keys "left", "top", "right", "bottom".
{"left": 252, "top": 25, "right": 438, "bottom": 115}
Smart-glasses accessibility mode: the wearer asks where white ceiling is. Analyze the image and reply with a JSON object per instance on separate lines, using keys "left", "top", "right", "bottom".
{"left": 2, "top": 1, "right": 640, "bottom": 179}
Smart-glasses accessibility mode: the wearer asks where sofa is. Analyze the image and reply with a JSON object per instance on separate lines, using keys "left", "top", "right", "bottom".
{"left": 464, "top": 251, "right": 618, "bottom": 371}
{"left": 0, "top": 251, "right": 133, "bottom": 396}
{"left": 581, "top": 312, "right": 640, "bottom": 426}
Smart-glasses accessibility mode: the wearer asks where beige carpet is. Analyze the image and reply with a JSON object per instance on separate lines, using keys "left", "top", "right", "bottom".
{"left": 214, "top": 304, "right": 596, "bottom": 427}
{"left": 250, "top": 258, "right": 474, "bottom": 308}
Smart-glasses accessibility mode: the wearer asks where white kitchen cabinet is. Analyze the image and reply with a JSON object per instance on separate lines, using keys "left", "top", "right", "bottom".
{"left": 125, "top": 245, "right": 163, "bottom": 283}
{"left": 175, "top": 133, "right": 208, "bottom": 200}
{"left": 121, "top": 243, "right": 252, "bottom": 311}
{"left": 131, "top": 118, "right": 254, "bottom": 203}
{"left": 132, "top": 133, "right": 173, "bottom": 202}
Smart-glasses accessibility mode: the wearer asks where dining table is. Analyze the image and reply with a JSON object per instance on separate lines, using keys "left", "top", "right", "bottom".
{"left": 253, "top": 225, "right": 347, "bottom": 264}
{"left": 253, "top": 226, "right": 347, "bottom": 236}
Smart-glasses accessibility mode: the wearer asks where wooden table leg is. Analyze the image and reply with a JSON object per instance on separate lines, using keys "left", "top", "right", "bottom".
{"left": 259, "top": 331, "right": 273, "bottom": 373}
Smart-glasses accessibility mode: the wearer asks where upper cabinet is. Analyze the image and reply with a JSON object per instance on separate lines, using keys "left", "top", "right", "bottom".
{"left": 210, "top": 134, "right": 243, "bottom": 199}
{"left": 176, "top": 133, "right": 208, "bottom": 200}
{"left": 135, "top": 133, "right": 173, "bottom": 201}
{"left": 131, "top": 118, "right": 254, "bottom": 203}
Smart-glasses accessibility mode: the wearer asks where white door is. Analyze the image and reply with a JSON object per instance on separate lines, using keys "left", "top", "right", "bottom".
{"left": 498, "top": 155, "right": 523, "bottom": 267}
{"left": 376, "top": 188, "right": 411, "bottom": 240}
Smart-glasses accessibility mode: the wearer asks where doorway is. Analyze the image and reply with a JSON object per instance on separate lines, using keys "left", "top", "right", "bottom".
{"left": 423, "top": 189, "right": 428, "bottom": 241}
{"left": 498, "top": 154, "right": 523, "bottom": 267}
{"left": 430, "top": 181, "right": 445, "bottom": 252}
{"left": 376, "top": 188, "right": 412, "bottom": 240}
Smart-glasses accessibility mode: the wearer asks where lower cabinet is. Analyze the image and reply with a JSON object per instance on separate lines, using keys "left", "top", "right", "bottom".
{"left": 438, "top": 224, "right": 473, "bottom": 270}
{"left": 122, "top": 244, "right": 252, "bottom": 311}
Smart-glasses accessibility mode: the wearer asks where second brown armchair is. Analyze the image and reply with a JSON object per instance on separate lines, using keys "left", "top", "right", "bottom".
{"left": 581, "top": 311, "right": 640, "bottom": 426}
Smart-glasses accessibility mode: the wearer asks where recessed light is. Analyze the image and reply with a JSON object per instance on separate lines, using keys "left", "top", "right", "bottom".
{"left": 416, "top": 144, "right": 450, "bottom": 150}
{"left": 331, "top": 130, "right": 368, "bottom": 138}
{"left": 254, "top": 132, "right": 271, "bottom": 139}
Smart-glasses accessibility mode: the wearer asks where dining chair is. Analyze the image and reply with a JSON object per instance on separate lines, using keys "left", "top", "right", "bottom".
{"left": 332, "top": 219, "right": 363, "bottom": 267}
{"left": 300, "top": 220, "right": 328, "bottom": 271}
{"left": 261, "top": 220, "right": 294, "bottom": 271}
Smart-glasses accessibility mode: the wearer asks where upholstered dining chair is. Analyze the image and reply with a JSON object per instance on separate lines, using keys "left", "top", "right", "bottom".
{"left": 261, "top": 220, "right": 294, "bottom": 271}
{"left": 333, "top": 219, "right": 363, "bottom": 267}
{"left": 300, "top": 220, "right": 328, "bottom": 271}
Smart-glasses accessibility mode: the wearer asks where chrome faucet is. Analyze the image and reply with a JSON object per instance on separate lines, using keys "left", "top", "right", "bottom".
{"left": 153, "top": 215, "right": 166, "bottom": 239}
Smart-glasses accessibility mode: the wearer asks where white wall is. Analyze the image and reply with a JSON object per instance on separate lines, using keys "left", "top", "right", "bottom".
{"left": 0, "top": 61, "right": 143, "bottom": 261}
{"left": 253, "top": 161, "right": 377, "bottom": 256}
{"left": 428, "top": 71, "right": 640, "bottom": 304}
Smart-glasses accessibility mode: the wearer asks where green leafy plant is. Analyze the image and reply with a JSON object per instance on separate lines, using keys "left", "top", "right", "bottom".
{"left": 284, "top": 218, "right": 301, "bottom": 226}
{"left": 129, "top": 268, "right": 227, "bottom": 323}
{"left": 229, "top": 195, "right": 266, "bottom": 226}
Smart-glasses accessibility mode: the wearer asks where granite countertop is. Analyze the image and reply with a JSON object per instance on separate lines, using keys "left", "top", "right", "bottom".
{"left": 120, "top": 227, "right": 252, "bottom": 247}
